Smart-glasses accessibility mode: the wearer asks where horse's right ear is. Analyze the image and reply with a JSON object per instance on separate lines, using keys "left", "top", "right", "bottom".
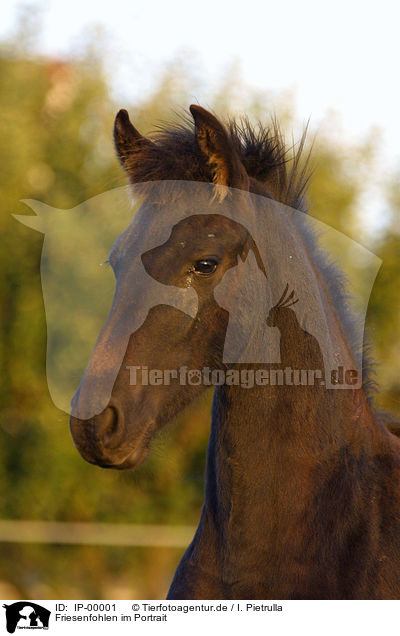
{"left": 114, "top": 109, "right": 153, "bottom": 173}
{"left": 189, "top": 104, "right": 249, "bottom": 190}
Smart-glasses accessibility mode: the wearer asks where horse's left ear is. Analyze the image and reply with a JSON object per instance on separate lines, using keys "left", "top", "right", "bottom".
{"left": 189, "top": 105, "right": 249, "bottom": 190}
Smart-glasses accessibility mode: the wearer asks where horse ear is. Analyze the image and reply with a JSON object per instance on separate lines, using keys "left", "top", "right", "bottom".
{"left": 114, "top": 109, "right": 153, "bottom": 173}
{"left": 189, "top": 105, "right": 249, "bottom": 190}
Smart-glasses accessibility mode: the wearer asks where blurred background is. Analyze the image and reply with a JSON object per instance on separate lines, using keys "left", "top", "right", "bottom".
{"left": 0, "top": 0, "right": 399, "bottom": 599}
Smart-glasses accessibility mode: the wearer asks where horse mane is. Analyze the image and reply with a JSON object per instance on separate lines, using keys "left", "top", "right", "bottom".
{"left": 228, "top": 117, "right": 312, "bottom": 210}
{"left": 123, "top": 110, "right": 311, "bottom": 211}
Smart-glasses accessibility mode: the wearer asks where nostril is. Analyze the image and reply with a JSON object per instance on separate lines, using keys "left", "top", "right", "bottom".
{"left": 98, "top": 406, "right": 125, "bottom": 450}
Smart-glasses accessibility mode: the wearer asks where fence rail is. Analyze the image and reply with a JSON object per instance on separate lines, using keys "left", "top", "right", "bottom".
{"left": 0, "top": 520, "right": 195, "bottom": 548}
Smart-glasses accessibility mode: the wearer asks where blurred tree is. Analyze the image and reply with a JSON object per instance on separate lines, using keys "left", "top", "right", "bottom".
{"left": 365, "top": 174, "right": 400, "bottom": 415}
{"left": 0, "top": 27, "right": 211, "bottom": 598}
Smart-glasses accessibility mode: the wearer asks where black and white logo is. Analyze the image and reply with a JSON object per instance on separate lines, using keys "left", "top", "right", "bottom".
{"left": 2, "top": 602, "right": 50, "bottom": 633}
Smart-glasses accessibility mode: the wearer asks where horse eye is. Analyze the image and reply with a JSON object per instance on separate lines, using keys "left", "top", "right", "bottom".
{"left": 193, "top": 259, "right": 218, "bottom": 276}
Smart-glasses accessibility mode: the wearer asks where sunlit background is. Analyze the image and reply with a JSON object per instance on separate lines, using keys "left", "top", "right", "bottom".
{"left": 0, "top": 0, "right": 400, "bottom": 599}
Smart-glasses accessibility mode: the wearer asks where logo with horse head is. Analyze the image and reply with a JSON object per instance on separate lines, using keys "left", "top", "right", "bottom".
{"left": 3, "top": 602, "right": 50, "bottom": 633}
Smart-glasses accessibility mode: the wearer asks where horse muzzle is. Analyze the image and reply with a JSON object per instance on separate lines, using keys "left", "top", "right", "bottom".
{"left": 69, "top": 405, "right": 151, "bottom": 470}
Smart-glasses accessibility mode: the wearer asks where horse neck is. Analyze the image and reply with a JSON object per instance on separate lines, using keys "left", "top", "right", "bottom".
{"left": 202, "top": 208, "right": 387, "bottom": 563}
{"left": 205, "top": 329, "right": 380, "bottom": 534}
{"left": 208, "top": 251, "right": 374, "bottom": 470}
{"left": 204, "top": 375, "right": 382, "bottom": 580}
{"left": 210, "top": 378, "right": 373, "bottom": 461}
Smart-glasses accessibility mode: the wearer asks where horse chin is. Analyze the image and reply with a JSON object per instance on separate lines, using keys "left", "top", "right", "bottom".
{"left": 73, "top": 438, "right": 150, "bottom": 471}
{"left": 99, "top": 444, "right": 149, "bottom": 470}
